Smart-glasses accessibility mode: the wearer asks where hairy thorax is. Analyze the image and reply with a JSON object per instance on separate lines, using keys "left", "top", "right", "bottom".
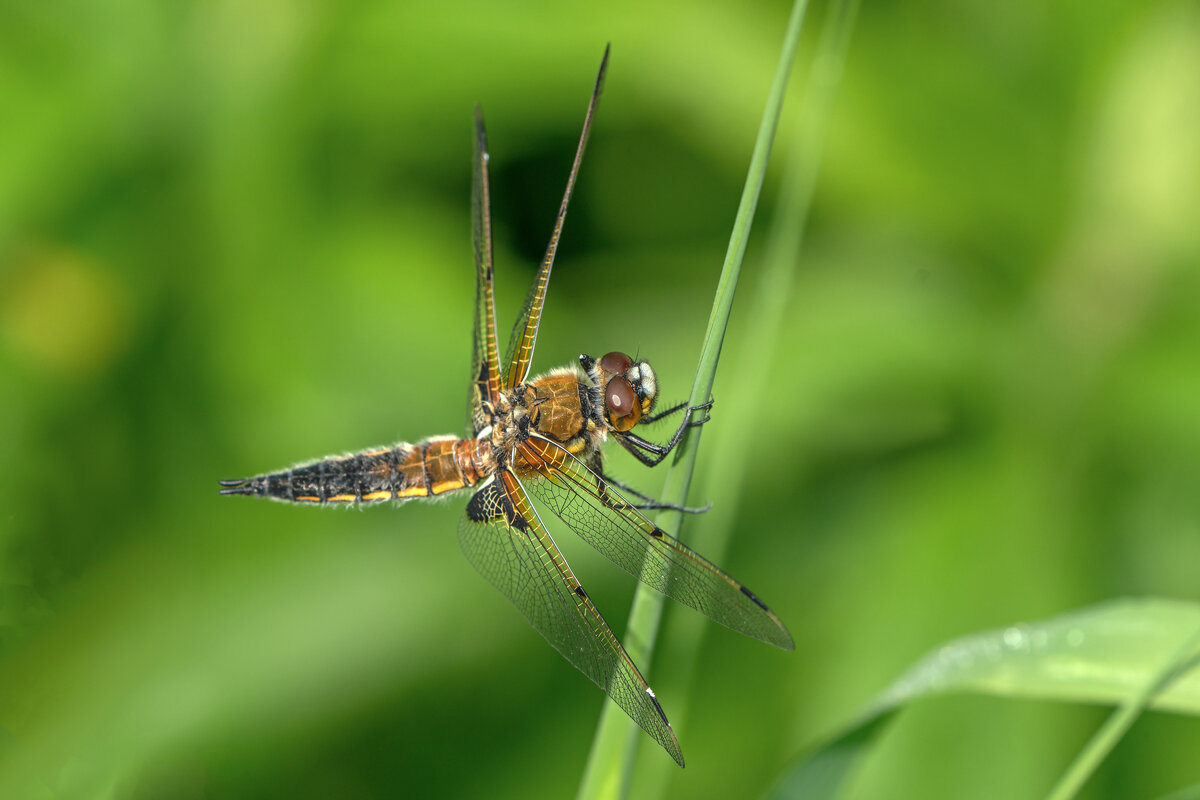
{"left": 493, "top": 367, "right": 605, "bottom": 475}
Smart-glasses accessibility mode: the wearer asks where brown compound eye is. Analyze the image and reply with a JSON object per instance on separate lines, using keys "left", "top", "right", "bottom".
{"left": 605, "top": 376, "right": 642, "bottom": 431}
{"left": 599, "top": 351, "right": 632, "bottom": 377}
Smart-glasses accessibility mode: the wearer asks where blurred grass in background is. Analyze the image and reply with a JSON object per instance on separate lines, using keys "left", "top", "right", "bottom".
{"left": 2, "top": 0, "right": 1199, "bottom": 798}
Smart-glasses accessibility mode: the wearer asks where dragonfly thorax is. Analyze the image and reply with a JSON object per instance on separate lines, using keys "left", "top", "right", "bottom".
{"left": 490, "top": 368, "right": 602, "bottom": 467}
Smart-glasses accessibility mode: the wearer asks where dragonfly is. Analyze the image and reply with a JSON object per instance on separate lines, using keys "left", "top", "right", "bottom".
{"left": 219, "top": 47, "right": 793, "bottom": 767}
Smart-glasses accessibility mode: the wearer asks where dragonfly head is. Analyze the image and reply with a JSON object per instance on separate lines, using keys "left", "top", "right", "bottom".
{"left": 580, "top": 351, "right": 658, "bottom": 432}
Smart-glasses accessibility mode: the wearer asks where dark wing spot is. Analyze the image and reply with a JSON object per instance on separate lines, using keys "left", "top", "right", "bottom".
{"left": 740, "top": 585, "right": 769, "bottom": 612}
{"left": 465, "top": 483, "right": 498, "bottom": 523}
{"left": 650, "top": 527, "right": 666, "bottom": 539}
{"left": 573, "top": 586, "right": 588, "bottom": 599}
{"left": 504, "top": 503, "right": 528, "bottom": 532}
{"left": 466, "top": 481, "right": 527, "bottom": 531}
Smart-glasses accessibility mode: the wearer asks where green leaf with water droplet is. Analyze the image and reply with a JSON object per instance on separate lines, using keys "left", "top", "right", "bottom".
{"left": 765, "top": 598, "right": 1200, "bottom": 800}
{"left": 874, "top": 597, "right": 1200, "bottom": 714}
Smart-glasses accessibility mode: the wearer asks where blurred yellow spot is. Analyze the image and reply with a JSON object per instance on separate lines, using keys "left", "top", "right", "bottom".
{"left": 1, "top": 247, "right": 131, "bottom": 377}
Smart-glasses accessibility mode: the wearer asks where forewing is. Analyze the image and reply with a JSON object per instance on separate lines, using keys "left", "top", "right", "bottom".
{"left": 470, "top": 106, "right": 502, "bottom": 435}
{"left": 517, "top": 437, "right": 795, "bottom": 650}
{"left": 458, "top": 469, "right": 684, "bottom": 766}
{"left": 503, "top": 46, "right": 609, "bottom": 390}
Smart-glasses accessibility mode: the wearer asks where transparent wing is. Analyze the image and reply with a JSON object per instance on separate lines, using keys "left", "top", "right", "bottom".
{"left": 502, "top": 46, "right": 609, "bottom": 390}
{"left": 458, "top": 469, "right": 684, "bottom": 766}
{"left": 516, "top": 437, "right": 794, "bottom": 650}
{"left": 469, "top": 106, "right": 502, "bottom": 435}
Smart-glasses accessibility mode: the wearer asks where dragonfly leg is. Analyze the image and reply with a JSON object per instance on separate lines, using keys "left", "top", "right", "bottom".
{"left": 616, "top": 398, "right": 714, "bottom": 467}
{"left": 638, "top": 401, "right": 686, "bottom": 425}
{"left": 589, "top": 455, "right": 710, "bottom": 514}
{"left": 639, "top": 398, "right": 714, "bottom": 427}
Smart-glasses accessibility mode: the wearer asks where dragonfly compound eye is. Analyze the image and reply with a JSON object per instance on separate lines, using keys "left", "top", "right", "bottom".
{"left": 599, "top": 351, "right": 633, "bottom": 376}
{"left": 605, "top": 376, "right": 642, "bottom": 431}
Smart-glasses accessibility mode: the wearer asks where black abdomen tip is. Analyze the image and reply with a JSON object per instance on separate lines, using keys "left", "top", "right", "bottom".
{"left": 218, "top": 477, "right": 258, "bottom": 496}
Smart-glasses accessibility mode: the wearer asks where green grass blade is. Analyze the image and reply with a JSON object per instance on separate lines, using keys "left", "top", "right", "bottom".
{"left": 766, "top": 599, "right": 1200, "bottom": 800}
{"left": 1045, "top": 621, "right": 1200, "bottom": 800}
{"left": 575, "top": 1, "right": 812, "bottom": 796}
{"left": 763, "top": 711, "right": 897, "bottom": 800}
{"left": 636, "top": 0, "right": 862, "bottom": 794}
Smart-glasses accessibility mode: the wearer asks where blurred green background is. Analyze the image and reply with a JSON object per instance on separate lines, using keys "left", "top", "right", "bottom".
{"left": 2, "top": 0, "right": 1199, "bottom": 797}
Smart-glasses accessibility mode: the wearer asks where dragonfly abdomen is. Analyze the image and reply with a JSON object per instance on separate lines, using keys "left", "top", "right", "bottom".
{"left": 218, "top": 436, "right": 492, "bottom": 505}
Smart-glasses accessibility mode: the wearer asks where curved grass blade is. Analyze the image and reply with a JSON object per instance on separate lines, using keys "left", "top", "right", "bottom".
{"left": 1045, "top": 617, "right": 1200, "bottom": 800}
{"left": 765, "top": 598, "right": 1200, "bottom": 800}
{"left": 763, "top": 711, "right": 897, "bottom": 800}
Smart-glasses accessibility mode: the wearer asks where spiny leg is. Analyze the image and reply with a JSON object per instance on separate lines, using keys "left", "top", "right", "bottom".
{"left": 617, "top": 398, "right": 715, "bottom": 467}
{"left": 587, "top": 454, "right": 709, "bottom": 514}
{"left": 639, "top": 398, "right": 713, "bottom": 427}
